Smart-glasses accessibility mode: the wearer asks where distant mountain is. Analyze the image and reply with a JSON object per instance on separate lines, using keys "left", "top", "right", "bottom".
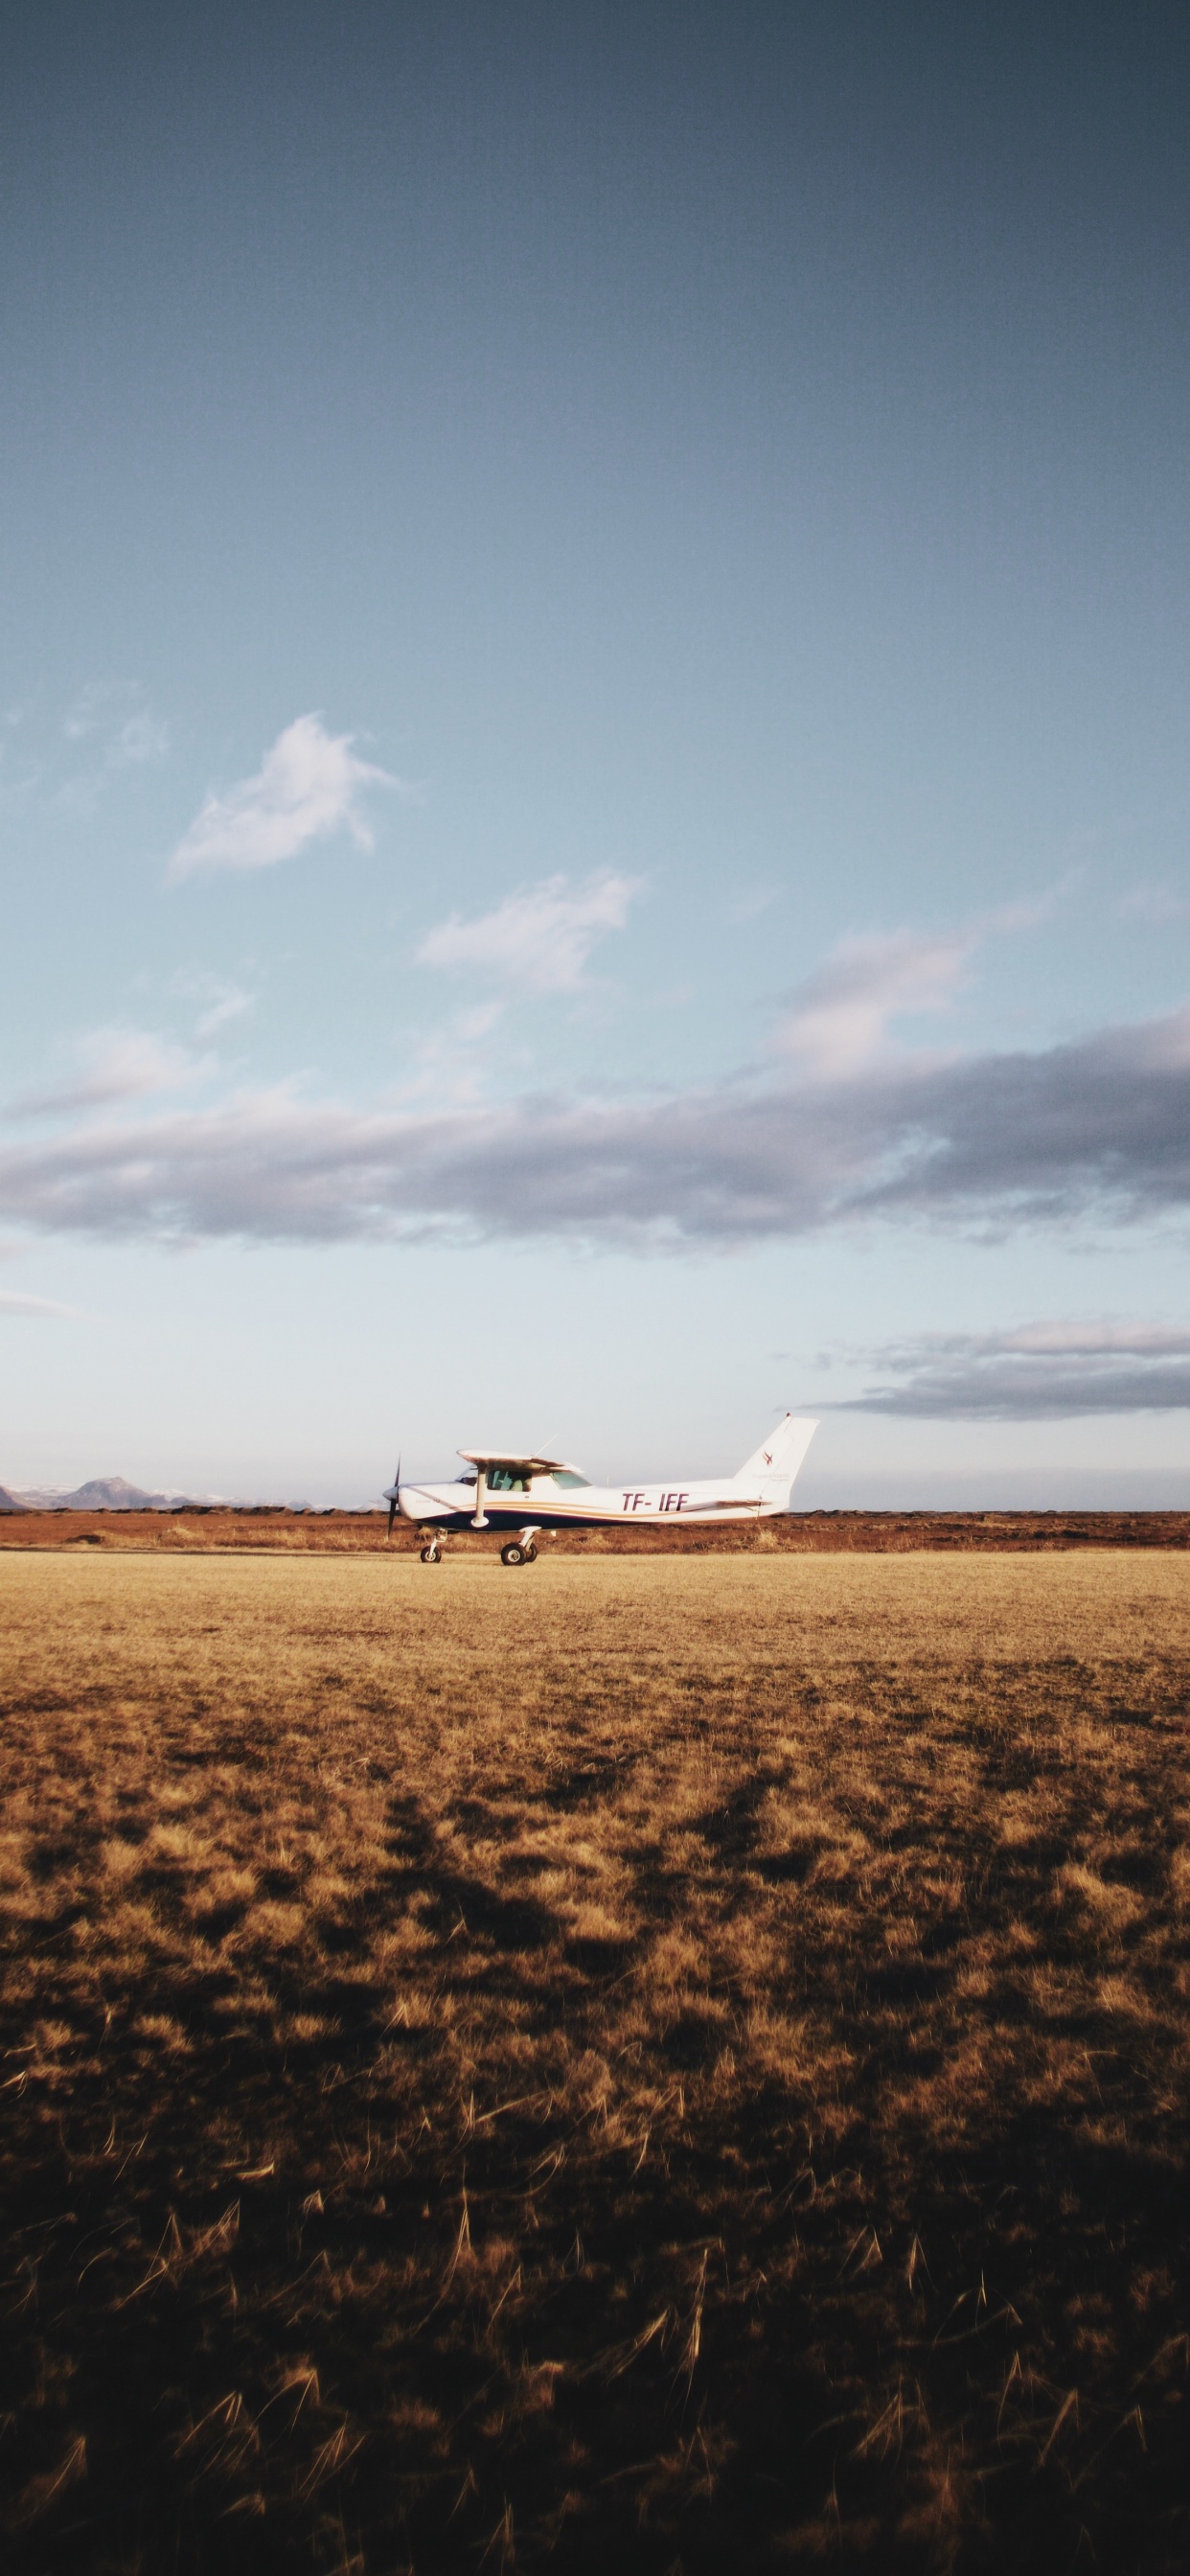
{"left": 10, "top": 1475, "right": 197, "bottom": 1511}
{"left": 6, "top": 1477, "right": 315, "bottom": 1511}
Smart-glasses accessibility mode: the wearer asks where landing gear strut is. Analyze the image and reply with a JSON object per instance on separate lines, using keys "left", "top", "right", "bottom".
{"left": 501, "top": 1528, "right": 539, "bottom": 1569}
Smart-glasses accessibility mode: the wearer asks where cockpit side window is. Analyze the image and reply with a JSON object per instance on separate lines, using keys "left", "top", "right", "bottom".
{"left": 487, "top": 1466, "right": 530, "bottom": 1493}
{"left": 550, "top": 1470, "right": 589, "bottom": 1488}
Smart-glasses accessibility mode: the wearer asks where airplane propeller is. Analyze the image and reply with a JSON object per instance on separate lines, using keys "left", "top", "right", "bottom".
{"left": 386, "top": 1457, "right": 400, "bottom": 1539}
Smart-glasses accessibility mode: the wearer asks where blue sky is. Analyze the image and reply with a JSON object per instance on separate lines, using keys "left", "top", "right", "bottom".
{"left": 3, "top": 0, "right": 1190, "bottom": 1504}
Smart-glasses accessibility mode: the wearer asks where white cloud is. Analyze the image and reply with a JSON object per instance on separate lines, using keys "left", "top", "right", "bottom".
{"left": 169, "top": 714, "right": 402, "bottom": 881}
{"left": 416, "top": 872, "right": 639, "bottom": 993}
{"left": 8, "top": 1029, "right": 206, "bottom": 1119}
{"left": 774, "top": 928, "right": 974, "bottom": 1079}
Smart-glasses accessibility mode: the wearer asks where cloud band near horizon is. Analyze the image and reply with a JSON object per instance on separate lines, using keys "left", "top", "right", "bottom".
{"left": 1, "top": 1002, "right": 1189, "bottom": 1252}
{"left": 834, "top": 1321, "right": 1190, "bottom": 1417}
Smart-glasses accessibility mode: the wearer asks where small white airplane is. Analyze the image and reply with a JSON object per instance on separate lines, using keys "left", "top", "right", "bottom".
{"left": 383, "top": 1414, "right": 817, "bottom": 1564}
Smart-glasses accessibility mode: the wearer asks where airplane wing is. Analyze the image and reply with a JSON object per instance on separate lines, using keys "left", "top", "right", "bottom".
{"left": 458, "top": 1450, "right": 584, "bottom": 1476}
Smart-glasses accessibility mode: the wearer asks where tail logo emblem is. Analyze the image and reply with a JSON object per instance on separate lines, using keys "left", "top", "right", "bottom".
{"left": 762, "top": 1450, "right": 772, "bottom": 1465}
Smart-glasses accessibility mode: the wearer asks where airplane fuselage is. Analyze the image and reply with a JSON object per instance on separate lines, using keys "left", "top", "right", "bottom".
{"left": 396, "top": 1474, "right": 789, "bottom": 1532}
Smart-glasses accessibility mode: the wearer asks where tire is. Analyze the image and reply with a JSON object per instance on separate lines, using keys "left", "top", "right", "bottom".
{"left": 420, "top": 1544, "right": 441, "bottom": 1564}
{"left": 523, "top": 1545, "right": 538, "bottom": 1562}
{"left": 500, "top": 1542, "right": 525, "bottom": 1568}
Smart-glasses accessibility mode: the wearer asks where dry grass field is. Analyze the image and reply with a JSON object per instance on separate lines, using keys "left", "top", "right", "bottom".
{"left": 1, "top": 1552, "right": 1188, "bottom": 2573}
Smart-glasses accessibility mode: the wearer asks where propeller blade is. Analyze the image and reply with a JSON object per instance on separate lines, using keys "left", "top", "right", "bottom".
{"left": 386, "top": 1456, "right": 400, "bottom": 1539}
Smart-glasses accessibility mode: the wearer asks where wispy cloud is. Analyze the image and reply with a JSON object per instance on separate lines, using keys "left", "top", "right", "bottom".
{"left": 12, "top": 679, "right": 175, "bottom": 816}
{"left": 0, "top": 1288, "right": 78, "bottom": 1318}
{"left": 8, "top": 1029, "right": 207, "bottom": 1120}
{"left": 774, "top": 927, "right": 975, "bottom": 1078}
{"left": 833, "top": 1320, "right": 1190, "bottom": 1417}
{"left": 0, "top": 996, "right": 1189, "bottom": 1249}
{"left": 168, "top": 714, "right": 403, "bottom": 881}
{"left": 1117, "top": 882, "right": 1190, "bottom": 925}
{"left": 63, "top": 680, "right": 170, "bottom": 771}
{"left": 416, "top": 872, "right": 639, "bottom": 994}
{"left": 724, "top": 886, "right": 780, "bottom": 923}
{"left": 171, "top": 972, "right": 257, "bottom": 1040}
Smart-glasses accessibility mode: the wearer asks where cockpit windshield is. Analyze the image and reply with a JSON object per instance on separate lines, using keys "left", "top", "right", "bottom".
{"left": 460, "top": 1457, "right": 589, "bottom": 1493}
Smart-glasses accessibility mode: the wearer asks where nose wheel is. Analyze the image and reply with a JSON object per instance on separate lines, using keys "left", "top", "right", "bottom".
{"left": 420, "top": 1542, "right": 442, "bottom": 1564}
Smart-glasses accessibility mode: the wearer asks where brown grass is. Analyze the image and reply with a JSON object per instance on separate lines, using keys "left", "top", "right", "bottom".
{"left": 1, "top": 1552, "right": 1188, "bottom": 2573}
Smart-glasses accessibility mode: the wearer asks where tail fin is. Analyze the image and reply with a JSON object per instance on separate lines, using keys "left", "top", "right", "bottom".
{"left": 735, "top": 1414, "right": 817, "bottom": 1499}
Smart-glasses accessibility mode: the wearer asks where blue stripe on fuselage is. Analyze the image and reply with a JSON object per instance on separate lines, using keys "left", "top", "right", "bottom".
{"left": 405, "top": 1506, "right": 608, "bottom": 1531}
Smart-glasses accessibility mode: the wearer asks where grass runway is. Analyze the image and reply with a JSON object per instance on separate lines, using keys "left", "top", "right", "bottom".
{"left": 1, "top": 1552, "right": 1188, "bottom": 2572}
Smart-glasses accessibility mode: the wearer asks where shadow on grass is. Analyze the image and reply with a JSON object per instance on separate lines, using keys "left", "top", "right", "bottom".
{"left": 2, "top": 1578, "right": 1188, "bottom": 2573}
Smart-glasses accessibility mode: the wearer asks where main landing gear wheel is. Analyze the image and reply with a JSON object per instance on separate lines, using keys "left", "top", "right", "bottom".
{"left": 420, "top": 1543, "right": 442, "bottom": 1564}
{"left": 501, "top": 1541, "right": 527, "bottom": 1567}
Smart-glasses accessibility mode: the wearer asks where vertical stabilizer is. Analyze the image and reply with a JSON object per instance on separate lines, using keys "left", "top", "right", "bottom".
{"left": 734, "top": 1414, "right": 817, "bottom": 1499}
